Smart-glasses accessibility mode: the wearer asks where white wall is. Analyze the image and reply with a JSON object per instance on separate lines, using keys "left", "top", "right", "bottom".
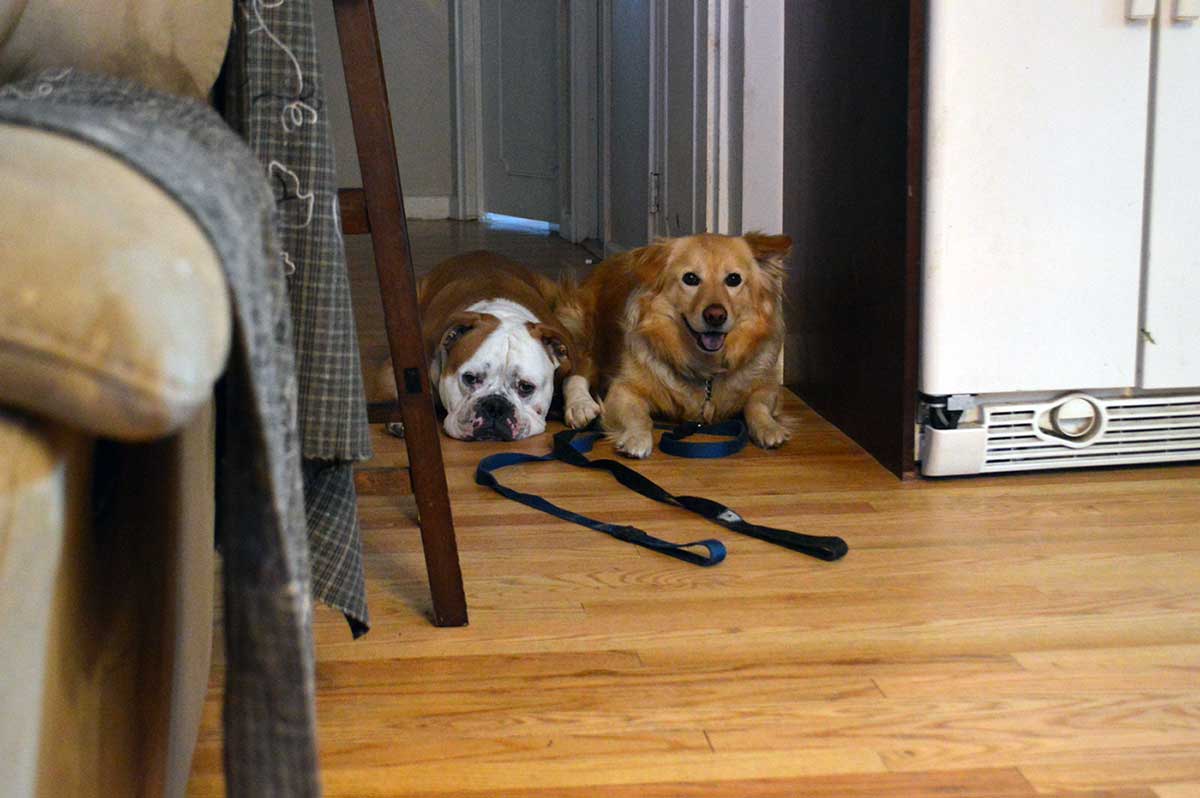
{"left": 313, "top": 0, "right": 454, "bottom": 219}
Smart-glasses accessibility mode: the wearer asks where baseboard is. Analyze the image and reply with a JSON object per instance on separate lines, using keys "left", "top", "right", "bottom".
{"left": 403, "top": 195, "right": 452, "bottom": 220}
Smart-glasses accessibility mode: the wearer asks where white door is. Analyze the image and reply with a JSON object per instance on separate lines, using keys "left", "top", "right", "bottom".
{"left": 480, "top": 0, "right": 563, "bottom": 224}
{"left": 607, "top": 0, "right": 652, "bottom": 250}
{"left": 920, "top": 1, "right": 1154, "bottom": 396}
{"left": 1139, "top": 2, "right": 1200, "bottom": 389}
{"left": 657, "top": 0, "right": 703, "bottom": 237}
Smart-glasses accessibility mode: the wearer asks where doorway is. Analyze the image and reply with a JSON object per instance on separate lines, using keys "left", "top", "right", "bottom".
{"left": 452, "top": 0, "right": 729, "bottom": 254}
{"left": 315, "top": 0, "right": 783, "bottom": 255}
{"left": 452, "top": 0, "right": 604, "bottom": 246}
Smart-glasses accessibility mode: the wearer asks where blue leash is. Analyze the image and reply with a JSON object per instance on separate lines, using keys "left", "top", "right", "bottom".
{"left": 657, "top": 418, "right": 749, "bottom": 458}
{"left": 475, "top": 421, "right": 849, "bottom": 566}
{"left": 476, "top": 429, "right": 727, "bottom": 566}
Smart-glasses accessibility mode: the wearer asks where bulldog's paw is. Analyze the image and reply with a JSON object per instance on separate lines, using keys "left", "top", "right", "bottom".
{"left": 748, "top": 417, "right": 791, "bottom": 449}
{"left": 612, "top": 428, "right": 653, "bottom": 459}
{"left": 564, "top": 394, "right": 602, "bottom": 429}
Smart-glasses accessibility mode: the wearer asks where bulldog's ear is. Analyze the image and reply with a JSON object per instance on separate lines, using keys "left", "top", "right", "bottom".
{"left": 527, "top": 322, "right": 572, "bottom": 371}
{"left": 743, "top": 232, "right": 792, "bottom": 280}
{"left": 440, "top": 311, "right": 484, "bottom": 352}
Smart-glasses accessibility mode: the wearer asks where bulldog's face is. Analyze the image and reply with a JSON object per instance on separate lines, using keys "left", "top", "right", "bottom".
{"left": 429, "top": 299, "right": 569, "bottom": 441}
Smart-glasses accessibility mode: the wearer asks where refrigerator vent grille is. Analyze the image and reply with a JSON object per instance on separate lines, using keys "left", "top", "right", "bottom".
{"left": 983, "top": 395, "right": 1200, "bottom": 472}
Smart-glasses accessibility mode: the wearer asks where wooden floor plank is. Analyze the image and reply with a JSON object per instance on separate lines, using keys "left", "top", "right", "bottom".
{"left": 706, "top": 694, "right": 1200, "bottom": 772}
{"left": 1153, "top": 784, "right": 1200, "bottom": 798}
{"left": 346, "top": 767, "right": 1039, "bottom": 798}
{"left": 1019, "top": 745, "right": 1200, "bottom": 794}
{"left": 310, "top": 746, "right": 885, "bottom": 796}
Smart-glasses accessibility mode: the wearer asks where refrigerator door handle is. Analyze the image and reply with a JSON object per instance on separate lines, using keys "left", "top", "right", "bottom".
{"left": 1127, "top": 0, "right": 1157, "bottom": 19}
{"left": 1173, "top": 0, "right": 1200, "bottom": 20}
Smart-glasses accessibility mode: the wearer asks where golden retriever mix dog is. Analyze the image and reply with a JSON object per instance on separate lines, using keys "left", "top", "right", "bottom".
{"left": 561, "top": 232, "right": 792, "bottom": 458}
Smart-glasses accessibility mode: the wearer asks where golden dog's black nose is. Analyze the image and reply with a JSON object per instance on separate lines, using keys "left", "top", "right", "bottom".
{"left": 703, "top": 304, "right": 727, "bottom": 327}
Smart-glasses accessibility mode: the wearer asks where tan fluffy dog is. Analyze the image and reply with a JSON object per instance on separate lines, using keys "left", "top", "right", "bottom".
{"left": 561, "top": 233, "right": 792, "bottom": 458}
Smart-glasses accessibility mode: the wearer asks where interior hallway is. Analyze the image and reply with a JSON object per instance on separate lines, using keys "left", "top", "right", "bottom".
{"left": 187, "top": 221, "right": 1200, "bottom": 798}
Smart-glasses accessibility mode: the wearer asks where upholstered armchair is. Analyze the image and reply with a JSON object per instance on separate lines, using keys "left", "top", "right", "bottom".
{"left": 0, "top": 1, "right": 232, "bottom": 795}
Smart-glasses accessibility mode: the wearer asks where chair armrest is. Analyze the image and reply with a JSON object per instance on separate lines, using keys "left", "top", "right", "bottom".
{"left": 0, "top": 123, "right": 230, "bottom": 440}
{"left": 0, "top": 0, "right": 231, "bottom": 99}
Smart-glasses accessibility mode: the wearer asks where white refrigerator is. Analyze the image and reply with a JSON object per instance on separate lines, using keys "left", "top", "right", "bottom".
{"left": 918, "top": 0, "right": 1200, "bottom": 475}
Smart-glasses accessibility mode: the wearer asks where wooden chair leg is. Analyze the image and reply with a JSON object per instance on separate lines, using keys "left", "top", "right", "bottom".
{"left": 332, "top": 0, "right": 468, "bottom": 627}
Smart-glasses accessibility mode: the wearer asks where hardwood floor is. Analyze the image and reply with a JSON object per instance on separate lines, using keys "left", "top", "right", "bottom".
{"left": 187, "top": 222, "right": 1200, "bottom": 797}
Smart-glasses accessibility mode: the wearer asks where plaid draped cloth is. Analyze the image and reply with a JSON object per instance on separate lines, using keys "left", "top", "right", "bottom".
{"left": 222, "top": 0, "right": 374, "bottom": 634}
{"left": 0, "top": 69, "right": 322, "bottom": 796}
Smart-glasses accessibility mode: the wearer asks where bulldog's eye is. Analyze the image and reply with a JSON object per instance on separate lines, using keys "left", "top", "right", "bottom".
{"left": 516, "top": 380, "right": 536, "bottom": 398}
{"left": 462, "top": 372, "right": 479, "bottom": 387}
{"left": 682, "top": 272, "right": 701, "bottom": 287}
{"left": 725, "top": 273, "right": 742, "bottom": 287}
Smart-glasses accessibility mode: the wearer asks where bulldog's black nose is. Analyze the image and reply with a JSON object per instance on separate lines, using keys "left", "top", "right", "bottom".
{"left": 477, "top": 394, "right": 513, "bottom": 421}
{"left": 703, "top": 304, "right": 727, "bottom": 328}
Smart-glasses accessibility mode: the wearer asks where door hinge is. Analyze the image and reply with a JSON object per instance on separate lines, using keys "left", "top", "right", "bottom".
{"left": 650, "top": 171, "right": 662, "bottom": 214}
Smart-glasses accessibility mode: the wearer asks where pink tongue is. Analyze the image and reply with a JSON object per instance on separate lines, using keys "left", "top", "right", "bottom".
{"left": 700, "top": 332, "right": 726, "bottom": 352}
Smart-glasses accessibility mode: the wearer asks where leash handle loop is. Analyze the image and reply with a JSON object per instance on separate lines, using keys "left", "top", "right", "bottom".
{"left": 552, "top": 427, "right": 848, "bottom": 562}
{"left": 658, "top": 419, "right": 748, "bottom": 458}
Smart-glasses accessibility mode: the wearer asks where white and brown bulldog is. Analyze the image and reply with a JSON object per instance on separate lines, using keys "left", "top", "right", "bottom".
{"left": 391, "top": 251, "right": 599, "bottom": 441}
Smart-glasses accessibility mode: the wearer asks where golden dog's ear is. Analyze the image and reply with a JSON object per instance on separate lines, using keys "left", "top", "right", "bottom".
{"left": 744, "top": 232, "right": 793, "bottom": 280}
{"left": 527, "top": 322, "right": 572, "bottom": 373}
{"left": 629, "top": 240, "right": 673, "bottom": 289}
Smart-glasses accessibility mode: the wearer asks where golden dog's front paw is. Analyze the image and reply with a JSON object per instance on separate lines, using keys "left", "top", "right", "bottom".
{"left": 564, "top": 394, "right": 601, "bottom": 429}
{"left": 748, "top": 418, "right": 791, "bottom": 449}
{"left": 612, "top": 428, "right": 653, "bottom": 459}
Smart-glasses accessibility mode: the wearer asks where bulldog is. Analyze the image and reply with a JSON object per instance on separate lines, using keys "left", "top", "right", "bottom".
{"left": 383, "top": 250, "right": 600, "bottom": 441}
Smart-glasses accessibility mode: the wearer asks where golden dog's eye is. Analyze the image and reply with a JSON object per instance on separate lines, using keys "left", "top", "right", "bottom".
{"left": 725, "top": 273, "right": 742, "bottom": 287}
{"left": 517, "top": 380, "right": 536, "bottom": 398}
{"left": 682, "top": 272, "right": 701, "bottom": 286}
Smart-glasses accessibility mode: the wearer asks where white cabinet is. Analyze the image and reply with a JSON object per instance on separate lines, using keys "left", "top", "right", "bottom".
{"left": 1140, "top": 3, "right": 1200, "bottom": 388}
{"left": 918, "top": 0, "right": 1200, "bottom": 474}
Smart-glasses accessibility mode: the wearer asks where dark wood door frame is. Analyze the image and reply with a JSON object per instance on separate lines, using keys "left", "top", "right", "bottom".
{"left": 782, "top": 0, "right": 925, "bottom": 479}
